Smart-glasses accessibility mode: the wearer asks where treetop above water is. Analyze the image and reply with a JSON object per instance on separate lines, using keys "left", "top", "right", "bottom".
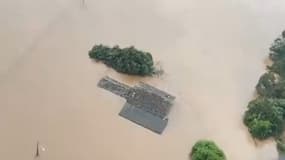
{"left": 89, "top": 45, "right": 155, "bottom": 76}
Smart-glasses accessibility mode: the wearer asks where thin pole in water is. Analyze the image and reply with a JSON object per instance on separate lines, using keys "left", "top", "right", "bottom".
{"left": 81, "top": 0, "right": 86, "bottom": 7}
{"left": 35, "top": 141, "right": 40, "bottom": 157}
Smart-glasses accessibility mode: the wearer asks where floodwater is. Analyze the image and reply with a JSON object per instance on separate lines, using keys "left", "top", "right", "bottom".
{"left": 0, "top": 0, "right": 285, "bottom": 159}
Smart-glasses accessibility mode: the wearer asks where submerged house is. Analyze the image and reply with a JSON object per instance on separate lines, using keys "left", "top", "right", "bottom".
{"left": 98, "top": 76, "right": 175, "bottom": 134}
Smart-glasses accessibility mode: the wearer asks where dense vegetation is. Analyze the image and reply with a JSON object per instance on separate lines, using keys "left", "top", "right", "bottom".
{"left": 244, "top": 98, "right": 285, "bottom": 139}
{"left": 256, "top": 72, "right": 285, "bottom": 98}
{"left": 89, "top": 45, "right": 154, "bottom": 76}
{"left": 243, "top": 30, "right": 285, "bottom": 150}
{"left": 268, "top": 31, "right": 285, "bottom": 77}
{"left": 190, "top": 140, "right": 226, "bottom": 160}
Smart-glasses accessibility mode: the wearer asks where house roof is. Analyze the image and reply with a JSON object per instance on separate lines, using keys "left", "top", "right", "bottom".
{"left": 98, "top": 76, "right": 175, "bottom": 134}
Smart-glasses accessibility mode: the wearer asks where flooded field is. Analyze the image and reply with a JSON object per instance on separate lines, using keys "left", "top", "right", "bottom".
{"left": 0, "top": 0, "right": 285, "bottom": 159}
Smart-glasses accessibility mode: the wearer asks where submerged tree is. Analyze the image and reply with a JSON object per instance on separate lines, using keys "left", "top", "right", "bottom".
{"left": 256, "top": 72, "right": 278, "bottom": 97}
{"left": 268, "top": 60, "right": 285, "bottom": 78}
{"left": 243, "top": 98, "right": 285, "bottom": 139}
{"left": 269, "top": 31, "right": 285, "bottom": 62}
{"left": 268, "top": 30, "right": 285, "bottom": 78}
{"left": 244, "top": 30, "right": 285, "bottom": 153}
{"left": 256, "top": 72, "right": 285, "bottom": 98}
{"left": 89, "top": 45, "right": 154, "bottom": 76}
{"left": 190, "top": 140, "right": 226, "bottom": 160}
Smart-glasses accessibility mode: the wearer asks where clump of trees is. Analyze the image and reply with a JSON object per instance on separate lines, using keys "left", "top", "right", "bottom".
{"left": 268, "top": 31, "right": 285, "bottom": 77}
{"left": 243, "top": 30, "right": 285, "bottom": 151}
{"left": 244, "top": 98, "right": 285, "bottom": 139}
{"left": 89, "top": 45, "right": 154, "bottom": 76}
{"left": 256, "top": 72, "right": 285, "bottom": 98}
{"left": 190, "top": 140, "right": 226, "bottom": 160}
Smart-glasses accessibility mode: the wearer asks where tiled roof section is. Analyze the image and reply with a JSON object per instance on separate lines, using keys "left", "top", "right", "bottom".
{"left": 137, "top": 82, "right": 175, "bottom": 101}
{"left": 126, "top": 87, "right": 173, "bottom": 119}
{"left": 97, "top": 76, "right": 131, "bottom": 98}
{"left": 98, "top": 76, "right": 175, "bottom": 119}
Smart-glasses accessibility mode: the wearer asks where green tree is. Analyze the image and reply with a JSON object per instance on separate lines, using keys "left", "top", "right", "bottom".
{"left": 268, "top": 30, "right": 285, "bottom": 78}
{"left": 268, "top": 60, "right": 285, "bottom": 78}
{"left": 190, "top": 140, "right": 226, "bottom": 160}
{"left": 244, "top": 30, "right": 285, "bottom": 153}
{"left": 243, "top": 98, "right": 285, "bottom": 139}
{"left": 248, "top": 119, "right": 273, "bottom": 139}
{"left": 269, "top": 31, "right": 285, "bottom": 62}
{"left": 256, "top": 72, "right": 278, "bottom": 97}
{"left": 256, "top": 72, "right": 285, "bottom": 98}
{"left": 89, "top": 45, "right": 154, "bottom": 76}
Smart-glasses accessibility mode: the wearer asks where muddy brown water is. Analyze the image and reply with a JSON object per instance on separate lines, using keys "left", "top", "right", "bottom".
{"left": 1, "top": 0, "right": 285, "bottom": 159}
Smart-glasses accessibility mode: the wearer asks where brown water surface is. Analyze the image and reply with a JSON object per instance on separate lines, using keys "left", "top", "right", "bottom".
{"left": 1, "top": 0, "right": 285, "bottom": 159}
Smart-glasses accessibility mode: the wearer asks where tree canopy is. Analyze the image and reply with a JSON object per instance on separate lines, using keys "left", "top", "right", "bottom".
{"left": 268, "top": 60, "right": 285, "bottom": 78}
{"left": 190, "top": 140, "right": 226, "bottom": 160}
{"left": 269, "top": 33, "right": 285, "bottom": 62}
{"left": 243, "top": 98, "right": 285, "bottom": 139}
{"left": 89, "top": 45, "right": 154, "bottom": 76}
{"left": 244, "top": 30, "right": 285, "bottom": 141}
{"left": 256, "top": 72, "right": 285, "bottom": 98}
{"left": 268, "top": 32, "right": 285, "bottom": 77}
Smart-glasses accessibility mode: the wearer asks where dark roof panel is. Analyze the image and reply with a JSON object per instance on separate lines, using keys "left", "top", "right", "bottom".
{"left": 119, "top": 103, "right": 168, "bottom": 134}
